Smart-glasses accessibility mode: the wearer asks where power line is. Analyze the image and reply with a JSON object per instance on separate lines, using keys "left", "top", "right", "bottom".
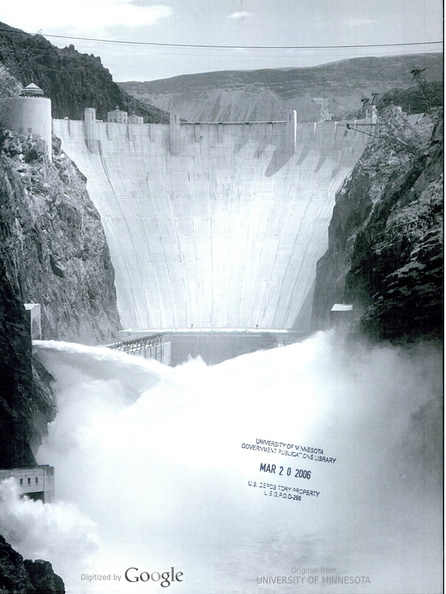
{"left": 32, "top": 32, "right": 444, "bottom": 51}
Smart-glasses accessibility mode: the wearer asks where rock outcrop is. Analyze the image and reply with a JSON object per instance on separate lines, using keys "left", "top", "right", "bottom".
{"left": 0, "top": 536, "right": 64, "bottom": 593}
{"left": 0, "top": 131, "right": 121, "bottom": 344}
{"left": 0, "top": 128, "right": 121, "bottom": 468}
{"left": 311, "top": 110, "right": 443, "bottom": 342}
{"left": 0, "top": 22, "right": 169, "bottom": 123}
{"left": 0, "top": 265, "right": 36, "bottom": 467}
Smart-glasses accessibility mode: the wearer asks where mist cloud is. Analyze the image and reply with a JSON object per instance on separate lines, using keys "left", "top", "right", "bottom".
{"left": 0, "top": 333, "right": 441, "bottom": 593}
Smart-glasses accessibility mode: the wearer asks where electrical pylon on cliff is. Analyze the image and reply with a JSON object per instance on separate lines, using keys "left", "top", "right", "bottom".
{"left": 348, "top": 92, "right": 426, "bottom": 155}
{"left": 411, "top": 68, "right": 443, "bottom": 111}
{"left": 378, "top": 103, "right": 424, "bottom": 154}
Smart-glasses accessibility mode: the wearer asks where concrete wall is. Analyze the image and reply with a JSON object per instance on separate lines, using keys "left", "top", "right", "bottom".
{"left": 6, "top": 96, "right": 52, "bottom": 160}
{"left": 25, "top": 303, "right": 42, "bottom": 340}
{"left": 166, "top": 331, "right": 301, "bottom": 366}
{"left": 117, "top": 329, "right": 304, "bottom": 366}
{"left": 52, "top": 115, "right": 370, "bottom": 331}
{"left": 0, "top": 465, "right": 55, "bottom": 502}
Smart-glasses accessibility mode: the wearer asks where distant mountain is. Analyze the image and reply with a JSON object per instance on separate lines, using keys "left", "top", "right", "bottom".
{"left": 119, "top": 53, "right": 443, "bottom": 122}
{"left": 0, "top": 22, "right": 169, "bottom": 123}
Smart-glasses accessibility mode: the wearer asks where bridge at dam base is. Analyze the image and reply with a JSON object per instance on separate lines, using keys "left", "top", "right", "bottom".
{"left": 111, "top": 328, "right": 307, "bottom": 366}
{"left": 53, "top": 110, "right": 371, "bottom": 335}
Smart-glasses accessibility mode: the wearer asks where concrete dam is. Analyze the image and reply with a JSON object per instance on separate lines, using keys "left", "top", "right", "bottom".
{"left": 52, "top": 111, "right": 370, "bottom": 336}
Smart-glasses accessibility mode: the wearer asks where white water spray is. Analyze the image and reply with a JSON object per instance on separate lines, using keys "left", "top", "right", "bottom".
{"left": 0, "top": 332, "right": 442, "bottom": 593}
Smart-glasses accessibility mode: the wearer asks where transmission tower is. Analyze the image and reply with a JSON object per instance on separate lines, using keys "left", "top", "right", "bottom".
{"left": 378, "top": 103, "right": 424, "bottom": 153}
{"left": 411, "top": 68, "right": 442, "bottom": 110}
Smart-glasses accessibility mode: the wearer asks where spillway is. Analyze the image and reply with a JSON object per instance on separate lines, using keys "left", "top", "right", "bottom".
{"left": 53, "top": 114, "right": 370, "bottom": 331}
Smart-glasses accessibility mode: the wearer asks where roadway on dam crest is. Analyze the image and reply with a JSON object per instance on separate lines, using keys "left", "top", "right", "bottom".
{"left": 52, "top": 116, "right": 370, "bottom": 331}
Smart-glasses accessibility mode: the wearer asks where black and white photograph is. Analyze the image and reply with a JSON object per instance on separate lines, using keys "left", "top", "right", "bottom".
{"left": 0, "top": 1, "right": 443, "bottom": 592}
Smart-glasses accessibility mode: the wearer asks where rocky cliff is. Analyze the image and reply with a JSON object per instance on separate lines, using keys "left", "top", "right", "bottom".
{"left": 0, "top": 22, "right": 169, "bottom": 122}
{"left": 0, "top": 536, "right": 64, "bottom": 593}
{"left": 119, "top": 53, "right": 443, "bottom": 123}
{"left": 1, "top": 132, "right": 121, "bottom": 344}
{"left": 0, "top": 127, "right": 121, "bottom": 469}
{"left": 0, "top": 264, "right": 37, "bottom": 468}
{"left": 311, "top": 108, "right": 443, "bottom": 342}
{"left": 0, "top": 47, "right": 126, "bottom": 590}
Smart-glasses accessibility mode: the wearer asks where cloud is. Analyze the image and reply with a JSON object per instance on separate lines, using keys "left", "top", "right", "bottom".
{"left": 130, "top": 0, "right": 163, "bottom": 4}
{"left": 1, "top": 0, "right": 172, "bottom": 37}
{"left": 228, "top": 11, "right": 253, "bottom": 19}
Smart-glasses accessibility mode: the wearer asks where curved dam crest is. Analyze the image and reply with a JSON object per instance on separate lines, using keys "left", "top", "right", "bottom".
{"left": 52, "top": 114, "right": 370, "bottom": 330}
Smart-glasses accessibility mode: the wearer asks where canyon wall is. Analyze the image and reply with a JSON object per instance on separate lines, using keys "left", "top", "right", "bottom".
{"left": 312, "top": 112, "right": 443, "bottom": 341}
{"left": 0, "top": 130, "right": 121, "bottom": 469}
{"left": 0, "top": 21, "right": 168, "bottom": 123}
{"left": 1, "top": 132, "right": 121, "bottom": 344}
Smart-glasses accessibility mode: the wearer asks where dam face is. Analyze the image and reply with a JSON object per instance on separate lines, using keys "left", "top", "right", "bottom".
{"left": 53, "top": 113, "right": 369, "bottom": 333}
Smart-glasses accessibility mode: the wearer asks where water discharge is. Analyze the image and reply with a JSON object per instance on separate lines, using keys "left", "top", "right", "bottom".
{"left": 0, "top": 332, "right": 442, "bottom": 593}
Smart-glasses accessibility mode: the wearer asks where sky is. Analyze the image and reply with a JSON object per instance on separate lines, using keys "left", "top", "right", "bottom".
{"left": 0, "top": 0, "right": 443, "bottom": 81}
